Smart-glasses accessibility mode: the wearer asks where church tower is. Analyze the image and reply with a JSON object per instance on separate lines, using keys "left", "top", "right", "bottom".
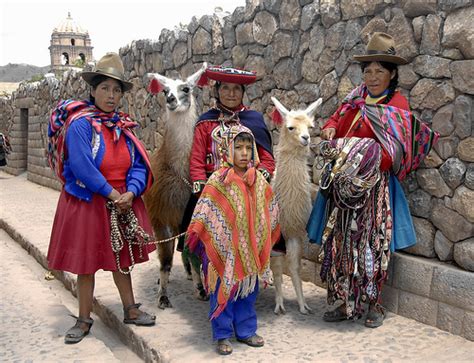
{"left": 49, "top": 12, "right": 93, "bottom": 71}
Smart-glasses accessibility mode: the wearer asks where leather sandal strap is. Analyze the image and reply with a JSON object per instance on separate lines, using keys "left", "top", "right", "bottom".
{"left": 69, "top": 314, "right": 94, "bottom": 326}
{"left": 124, "top": 302, "right": 142, "bottom": 312}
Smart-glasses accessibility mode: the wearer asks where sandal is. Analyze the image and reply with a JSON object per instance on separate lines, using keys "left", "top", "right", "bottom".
{"left": 323, "top": 305, "right": 348, "bottom": 322}
{"left": 365, "top": 304, "right": 385, "bottom": 328}
{"left": 123, "top": 303, "right": 156, "bottom": 326}
{"left": 237, "top": 334, "right": 264, "bottom": 347}
{"left": 64, "top": 315, "right": 94, "bottom": 344}
{"left": 216, "top": 338, "right": 233, "bottom": 355}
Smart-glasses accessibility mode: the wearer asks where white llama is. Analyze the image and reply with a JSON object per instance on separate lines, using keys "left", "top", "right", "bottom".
{"left": 144, "top": 63, "right": 207, "bottom": 309}
{"left": 270, "top": 96, "right": 322, "bottom": 315}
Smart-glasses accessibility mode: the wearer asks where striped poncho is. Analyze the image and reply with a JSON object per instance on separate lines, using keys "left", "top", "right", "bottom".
{"left": 187, "top": 127, "right": 280, "bottom": 319}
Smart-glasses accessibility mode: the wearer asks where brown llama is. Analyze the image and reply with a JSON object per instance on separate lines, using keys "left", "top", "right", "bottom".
{"left": 270, "top": 96, "right": 322, "bottom": 314}
{"left": 144, "top": 63, "right": 207, "bottom": 309}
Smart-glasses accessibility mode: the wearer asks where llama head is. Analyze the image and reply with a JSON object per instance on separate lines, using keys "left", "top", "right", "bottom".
{"left": 147, "top": 62, "right": 207, "bottom": 112}
{"left": 271, "top": 97, "right": 322, "bottom": 147}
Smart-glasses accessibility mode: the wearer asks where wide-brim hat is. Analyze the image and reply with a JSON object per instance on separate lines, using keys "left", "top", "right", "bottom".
{"left": 353, "top": 32, "right": 408, "bottom": 65}
{"left": 81, "top": 52, "right": 133, "bottom": 91}
{"left": 198, "top": 65, "right": 257, "bottom": 87}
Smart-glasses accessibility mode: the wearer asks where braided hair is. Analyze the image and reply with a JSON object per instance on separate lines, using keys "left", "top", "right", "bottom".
{"left": 361, "top": 61, "right": 399, "bottom": 104}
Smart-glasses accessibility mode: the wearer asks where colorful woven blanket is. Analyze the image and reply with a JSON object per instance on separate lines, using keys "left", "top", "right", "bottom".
{"left": 48, "top": 99, "right": 153, "bottom": 189}
{"left": 339, "top": 84, "right": 439, "bottom": 181}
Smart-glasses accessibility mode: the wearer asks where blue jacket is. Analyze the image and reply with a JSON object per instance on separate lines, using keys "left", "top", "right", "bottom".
{"left": 63, "top": 117, "right": 148, "bottom": 202}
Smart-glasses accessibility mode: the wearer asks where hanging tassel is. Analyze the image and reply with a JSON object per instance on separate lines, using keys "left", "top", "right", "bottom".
{"left": 147, "top": 78, "right": 163, "bottom": 94}
{"left": 271, "top": 107, "right": 284, "bottom": 125}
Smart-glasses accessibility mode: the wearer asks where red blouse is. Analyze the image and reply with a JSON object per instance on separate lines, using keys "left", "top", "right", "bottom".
{"left": 99, "top": 127, "right": 131, "bottom": 188}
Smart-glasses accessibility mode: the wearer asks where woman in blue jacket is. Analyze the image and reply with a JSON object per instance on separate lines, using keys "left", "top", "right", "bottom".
{"left": 48, "top": 53, "right": 156, "bottom": 344}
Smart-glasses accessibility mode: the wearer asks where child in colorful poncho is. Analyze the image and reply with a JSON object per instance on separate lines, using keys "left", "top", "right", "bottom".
{"left": 187, "top": 125, "right": 280, "bottom": 355}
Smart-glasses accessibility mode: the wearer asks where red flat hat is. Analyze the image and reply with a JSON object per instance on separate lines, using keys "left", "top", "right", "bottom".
{"left": 198, "top": 66, "right": 257, "bottom": 86}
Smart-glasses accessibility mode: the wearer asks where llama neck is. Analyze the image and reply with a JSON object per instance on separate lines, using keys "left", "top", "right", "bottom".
{"left": 163, "top": 100, "right": 197, "bottom": 177}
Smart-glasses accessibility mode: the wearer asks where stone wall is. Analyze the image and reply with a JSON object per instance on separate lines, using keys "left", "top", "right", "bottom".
{"left": 1, "top": 0, "right": 472, "bottom": 340}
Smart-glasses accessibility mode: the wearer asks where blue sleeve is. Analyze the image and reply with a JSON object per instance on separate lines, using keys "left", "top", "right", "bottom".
{"left": 66, "top": 118, "right": 113, "bottom": 197}
{"left": 126, "top": 142, "right": 148, "bottom": 197}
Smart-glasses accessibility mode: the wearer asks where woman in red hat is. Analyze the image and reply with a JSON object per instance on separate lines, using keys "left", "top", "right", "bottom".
{"left": 177, "top": 65, "right": 278, "bottom": 261}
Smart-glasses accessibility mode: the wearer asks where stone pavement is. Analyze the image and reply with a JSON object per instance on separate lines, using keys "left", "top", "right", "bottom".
{"left": 0, "top": 229, "right": 142, "bottom": 362}
{"left": 1, "top": 170, "right": 473, "bottom": 362}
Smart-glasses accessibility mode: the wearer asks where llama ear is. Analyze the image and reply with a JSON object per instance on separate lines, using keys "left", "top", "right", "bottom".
{"left": 147, "top": 77, "right": 164, "bottom": 94}
{"left": 305, "top": 98, "right": 322, "bottom": 119}
{"left": 146, "top": 73, "right": 166, "bottom": 94}
{"left": 271, "top": 97, "right": 289, "bottom": 118}
{"left": 187, "top": 62, "right": 208, "bottom": 87}
{"left": 270, "top": 107, "right": 284, "bottom": 125}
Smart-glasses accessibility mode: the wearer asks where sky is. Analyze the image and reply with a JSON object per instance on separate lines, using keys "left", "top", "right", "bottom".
{"left": 1, "top": 0, "right": 246, "bottom": 67}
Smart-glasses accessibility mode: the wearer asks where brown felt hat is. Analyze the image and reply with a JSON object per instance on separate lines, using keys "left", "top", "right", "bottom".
{"left": 354, "top": 32, "right": 408, "bottom": 65}
{"left": 81, "top": 52, "right": 133, "bottom": 91}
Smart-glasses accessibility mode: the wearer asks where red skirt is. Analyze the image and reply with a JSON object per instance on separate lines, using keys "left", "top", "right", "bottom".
{"left": 48, "top": 187, "right": 156, "bottom": 274}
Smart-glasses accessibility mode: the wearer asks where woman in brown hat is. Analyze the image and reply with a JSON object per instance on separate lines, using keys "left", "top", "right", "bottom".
{"left": 307, "top": 32, "right": 437, "bottom": 328}
{"left": 47, "top": 52, "right": 156, "bottom": 344}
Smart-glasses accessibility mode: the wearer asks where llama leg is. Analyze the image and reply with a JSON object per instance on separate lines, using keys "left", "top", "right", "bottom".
{"left": 184, "top": 246, "right": 208, "bottom": 301}
{"left": 270, "top": 255, "right": 286, "bottom": 314}
{"left": 287, "top": 238, "right": 312, "bottom": 314}
{"left": 157, "top": 234, "right": 175, "bottom": 309}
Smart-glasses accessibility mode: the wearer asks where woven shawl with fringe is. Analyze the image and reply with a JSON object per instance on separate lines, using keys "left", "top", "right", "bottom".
{"left": 48, "top": 99, "right": 153, "bottom": 189}
{"left": 339, "top": 84, "right": 439, "bottom": 181}
{"left": 187, "top": 167, "right": 280, "bottom": 319}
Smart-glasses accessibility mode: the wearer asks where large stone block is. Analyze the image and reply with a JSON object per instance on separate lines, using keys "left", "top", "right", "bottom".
{"left": 398, "top": 63, "right": 420, "bottom": 89}
{"left": 466, "top": 164, "right": 474, "bottom": 190}
{"left": 442, "top": 6, "right": 474, "bottom": 58}
{"left": 453, "top": 95, "right": 473, "bottom": 140}
{"left": 413, "top": 55, "right": 451, "bottom": 79}
{"left": 437, "top": 302, "right": 464, "bottom": 336}
{"left": 431, "top": 202, "right": 474, "bottom": 242}
{"left": 320, "top": 0, "right": 341, "bottom": 28}
{"left": 404, "top": 217, "right": 436, "bottom": 258}
{"left": 453, "top": 239, "right": 474, "bottom": 272}
{"left": 432, "top": 104, "right": 454, "bottom": 137}
{"left": 462, "top": 311, "right": 474, "bottom": 341}
{"left": 434, "top": 136, "right": 459, "bottom": 160}
{"left": 458, "top": 138, "right": 474, "bottom": 162}
{"left": 253, "top": 11, "right": 277, "bottom": 45}
{"left": 420, "top": 14, "right": 441, "bottom": 55}
{"left": 450, "top": 61, "right": 474, "bottom": 95}
{"left": 301, "top": 3, "right": 318, "bottom": 31}
{"left": 272, "top": 31, "right": 293, "bottom": 61}
{"left": 439, "top": 158, "right": 467, "bottom": 189}
{"left": 273, "top": 58, "right": 302, "bottom": 90}
{"left": 392, "top": 253, "right": 434, "bottom": 297}
{"left": 452, "top": 186, "right": 474, "bottom": 223}
{"left": 416, "top": 169, "right": 452, "bottom": 198}
{"left": 430, "top": 265, "right": 474, "bottom": 311}
{"left": 235, "top": 22, "right": 253, "bottom": 45}
{"left": 421, "top": 149, "right": 443, "bottom": 168}
{"left": 398, "top": 290, "right": 438, "bottom": 326}
{"left": 407, "top": 188, "right": 432, "bottom": 218}
{"left": 279, "top": 0, "right": 301, "bottom": 30}
{"left": 410, "top": 79, "right": 455, "bottom": 111}
{"left": 192, "top": 28, "right": 212, "bottom": 55}
{"left": 434, "top": 231, "right": 454, "bottom": 262}
{"left": 387, "top": 8, "right": 418, "bottom": 61}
